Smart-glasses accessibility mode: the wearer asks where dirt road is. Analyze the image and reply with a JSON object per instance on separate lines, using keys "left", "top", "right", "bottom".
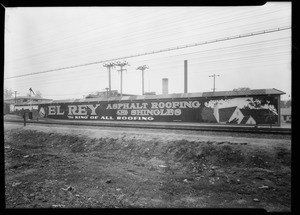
{"left": 4, "top": 122, "right": 291, "bottom": 211}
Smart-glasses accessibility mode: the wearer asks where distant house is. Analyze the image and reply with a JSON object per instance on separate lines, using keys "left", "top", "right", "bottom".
{"left": 281, "top": 108, "right": 291, "bottom": 122}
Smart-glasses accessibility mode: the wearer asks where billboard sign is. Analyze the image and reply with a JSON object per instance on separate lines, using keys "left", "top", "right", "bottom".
{"left": 38, "top": 95, "right": 280, "bottom": 125}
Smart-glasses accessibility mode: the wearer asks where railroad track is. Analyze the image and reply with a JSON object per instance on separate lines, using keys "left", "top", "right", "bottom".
{"left": 4, "top": 119, "right": 291, "bottom": 135}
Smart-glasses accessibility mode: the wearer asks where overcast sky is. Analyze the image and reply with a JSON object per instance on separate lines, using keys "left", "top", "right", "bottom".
{"left": 4, "top": 3, "right": 291, "bottom": 100}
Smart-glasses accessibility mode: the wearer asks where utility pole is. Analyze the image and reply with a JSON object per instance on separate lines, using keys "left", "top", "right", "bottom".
{"left": 184, "top": 60, "right": 188, "bottom": 93}
{"left": 136, "top": 65, "right": 149, "bottom": 95}
{"left": 14, "top": 91, "right": 18, "bottom": 104}
{"left": 115, "top": 60, "right": 129, "bottom": 97}
{"left": 29, "top": 88, "right": 35, "bottom": 114}
{"left": 14, "top": 91, "right": 18, "bottom": 112}
{"left": 209, "top": 74, "right": 220, "bottom": 93}
{"left": 105, "top": 88, "right": 109, "bottom": 99}
{"left": 103, "top": 62, "right": 115, "bottom": 96}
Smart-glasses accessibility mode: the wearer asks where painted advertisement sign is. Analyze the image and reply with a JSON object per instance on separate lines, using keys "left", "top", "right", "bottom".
{"left": 38, "top": 95, "right": 279, "bottom": 125}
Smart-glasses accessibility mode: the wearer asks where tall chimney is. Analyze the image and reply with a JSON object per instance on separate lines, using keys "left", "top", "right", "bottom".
{"left": 162, "top": 78, "right": 168, "bottom": 95}
{"left": 184, "top": 60, "right": 188, "bottom": 93}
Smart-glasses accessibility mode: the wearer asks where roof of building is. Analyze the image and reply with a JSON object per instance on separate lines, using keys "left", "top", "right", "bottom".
{"left": 218, "top": 106, "right": 238, "bottom": 122}
{"left": 85, "top": 91, "right": 135, "bottom": 98}
{"left": 281, "top": 108, "right": 291, "bottom": 115}
{"left": 43, "top": 88, "right": 285, "bottom": 104}
{"left": 4, "top": 96, "right": 52, "bottom": 101}
{"left": 4, "top": 96, "right": 53, "bottom": 105}
{"left": 201, "top": 88, "right": 285, "bottom": 98}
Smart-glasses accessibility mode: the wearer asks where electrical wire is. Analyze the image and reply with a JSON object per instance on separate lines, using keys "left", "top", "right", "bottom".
{"left": 6, "top": 46, "right": 290, "bottom": 87}
{"left": 10, "top": 17, "right": 290, "bottom": 66}
{"left": 8, "top": 34, "right": 290, "bottom": 74}
{"left": 8, "top": 50, "right": 290, "bottom": 89}
{"left": 8, "top": 7, "right": 289, "bottom": 60}
{"left": 5, "top": 26, "right": 291, "bottom": 80}
{"left": 11, "top": 11, "right": 290, "bottom": 63}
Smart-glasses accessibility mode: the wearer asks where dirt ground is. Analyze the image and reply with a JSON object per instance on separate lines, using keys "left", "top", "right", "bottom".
{"left": 4, "top": 122, "right": 291, "bottom": 211}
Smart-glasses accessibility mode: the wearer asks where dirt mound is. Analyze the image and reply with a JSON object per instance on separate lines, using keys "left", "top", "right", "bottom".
{"left": 5, "top": 129, "right": 290, "bottom": 172}
{"left": 4, "top": 127, "right": 291, "bottom": 210}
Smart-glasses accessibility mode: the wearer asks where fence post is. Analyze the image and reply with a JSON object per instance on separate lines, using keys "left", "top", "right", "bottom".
{"left": 23, "top": 112, "right": 26, "bottom": 126}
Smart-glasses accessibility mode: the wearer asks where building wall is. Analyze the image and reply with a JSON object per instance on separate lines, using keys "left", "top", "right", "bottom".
{"left": 37, "top": 94, "right": 281, "bottom": 125}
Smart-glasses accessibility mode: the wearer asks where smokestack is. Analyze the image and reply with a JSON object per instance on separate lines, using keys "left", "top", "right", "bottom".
{"left": 162, "top": 78, "right": 168, "bottom": 95}
{"left": 184, "top": 60, "right": 188, "bottom": 93}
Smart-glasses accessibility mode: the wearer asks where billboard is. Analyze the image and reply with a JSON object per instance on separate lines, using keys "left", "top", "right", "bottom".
{"left": 38, "top": 95, "right": 280, "bottom": 125}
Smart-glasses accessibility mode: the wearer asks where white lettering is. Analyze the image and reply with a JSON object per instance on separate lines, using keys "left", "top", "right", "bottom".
{"left": 172, "top": 102, "right": 180, "bottom": 108}
{"left": 106, "top": 104, "right": 112, "bottom": 109}
{"left": 48, "top": 106, "right": 56, "bottom": 115}
{"left": 87, "top": 104, "right": 100, "bottom": 115}
{"left": 76, "top": 105, "right": 87, "bottom": 115}
{"left": 158, "top": 102, "right": 165, "bottom": 108}
{"left": 68, "top": 105, "right": 77, "bottom": 115}
{"left": 165, "top": 102, "right": 172, "bottom": 108}
{"left": 117, "top": 116, "right": 154, "bottom": 121}
{"left": 191, "top": 101, "right": 201, "bottom": 108}
{"left": 56, "top": 106, "right": 65, "bottom": 115}
{"left": 175, "top": 109, "right": 181, "bottom": 115}
{"left": 151, "top": 102, "right": 158, "bottom": 109}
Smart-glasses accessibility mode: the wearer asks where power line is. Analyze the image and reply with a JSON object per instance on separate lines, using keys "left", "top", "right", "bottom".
{"left": 10, "top": 12, "right": 290, "bottom": 63}
{"left": 8, "top": 8, "right": 255, "bottom": 57}
{"left": 5, "top": 26, "right": 291, "bottom": 80}
{"left": 11, "top": 6, "right": 287, "bottom": 57}
{"left": 7, "top": 10, "right": 290, "bottom": 66}
{"left": 6, "top": 39, "right": 290, "bottom": 86}
{"left": 6, "top": 50, "right": 290, "bottom": 89}
{"left": 9, "top": 54, "right": 290, "bottom": 92}
{"left": 128, "top": 38, "right": 290, "bottom": 65}
{"left": 8, "top": 34, "right": 290, "bottom": 74}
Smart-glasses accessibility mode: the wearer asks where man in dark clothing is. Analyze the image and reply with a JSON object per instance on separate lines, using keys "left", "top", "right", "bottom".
{"left": 23, "top": 111, "right": 26, "bottom": 126}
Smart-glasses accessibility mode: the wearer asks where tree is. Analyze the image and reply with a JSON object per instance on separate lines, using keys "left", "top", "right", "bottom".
{"left": 264, "top": 111, "right": 276, "bottom": 128}
{"left": 4, "top": 88, "right": 14, "bottom": 99}
{"left": 285, "top": 100, "right": 291, "bottom": 108}
{"left": 280, "top": 99, "right": 291, "bottom": 108}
